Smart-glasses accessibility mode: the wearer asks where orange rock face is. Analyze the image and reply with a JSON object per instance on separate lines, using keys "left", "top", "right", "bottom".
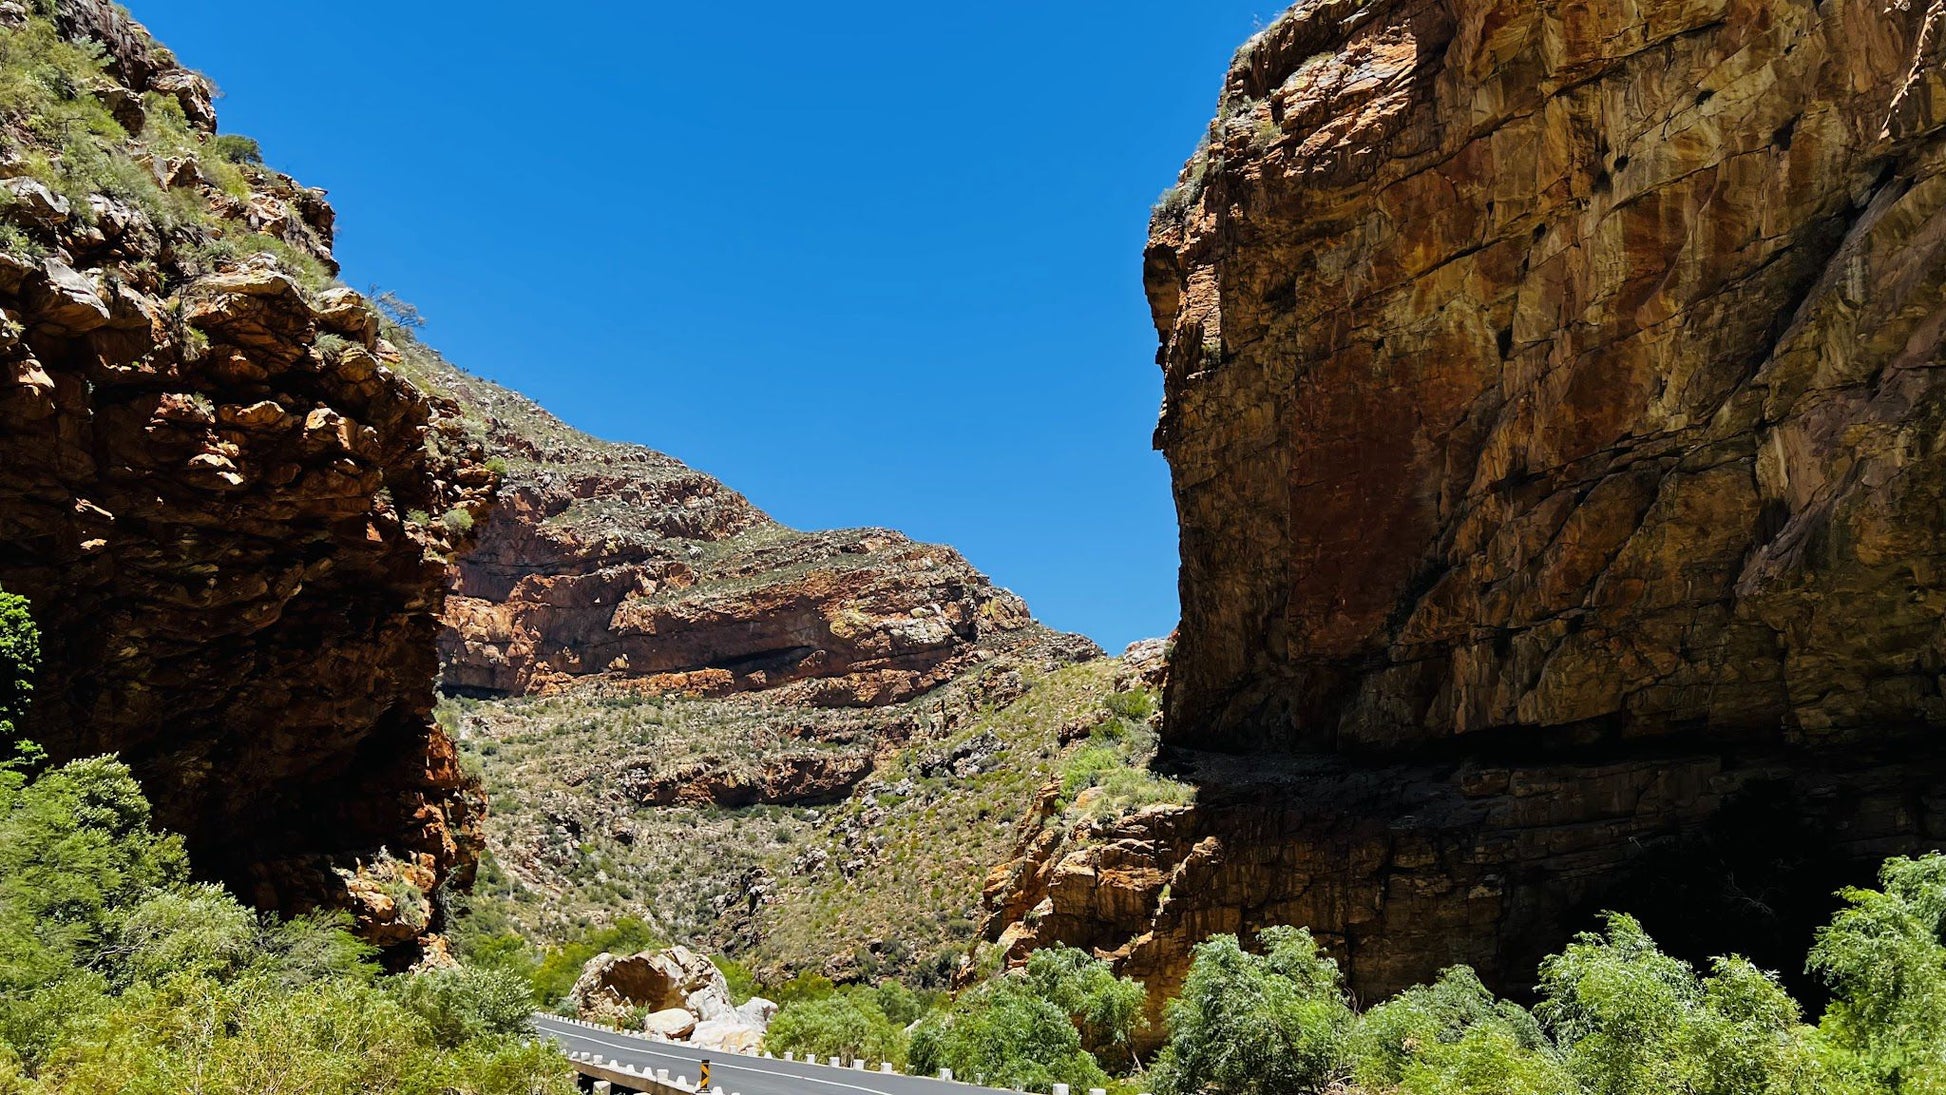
{"left": 1153, "top": 0, "right": 1946, "bottom": 749}
{"left": 989, "top": 0, "right": 1946, "bottom": 1016}
{"left": 0, "top": 1, "right": 488, "bottom": 957}
{"left": 428, "top": 367, "right": 1055, "bottom": 713}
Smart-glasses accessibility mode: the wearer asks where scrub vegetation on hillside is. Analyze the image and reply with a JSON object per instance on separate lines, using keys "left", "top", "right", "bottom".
{"left": 751, "top": 854, "right": 1946, "bottom": 1095}
{"left": 0, "top": 588, "right": 570, "bottom": 1095}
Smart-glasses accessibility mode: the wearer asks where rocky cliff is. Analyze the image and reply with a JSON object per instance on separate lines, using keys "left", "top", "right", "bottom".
{"left": 423, "top": 361, "right": 1053, "bottom": 709}
{"left": 989, "top": 0, "right": 1946, "bottom": 1020}
{"left": 0, "top": 0, "right": 491, "bottom": 956}
{"left": 413, "top": 356, "right": 1109, "bottom": 980}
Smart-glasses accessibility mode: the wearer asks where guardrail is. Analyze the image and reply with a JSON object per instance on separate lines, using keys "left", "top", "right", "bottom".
{"left": 544, "top": 1014, "right": 1149, "bottom": 1095}
{"left": 566, "top": 1049, "right": 696, "bottom": 1095}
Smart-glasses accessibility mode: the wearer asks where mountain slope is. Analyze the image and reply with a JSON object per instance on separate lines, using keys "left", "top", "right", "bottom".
{"left": 395, "top": 351, "right": 1118, "bottom": 980}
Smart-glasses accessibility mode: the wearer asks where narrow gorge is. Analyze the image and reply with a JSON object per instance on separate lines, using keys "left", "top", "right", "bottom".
{"left": 7, "top": 0, "right": 1946, "bottom": 1066}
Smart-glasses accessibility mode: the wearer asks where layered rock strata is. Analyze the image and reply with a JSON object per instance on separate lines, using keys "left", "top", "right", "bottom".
{"left": 427, "top": 361, "right": 1054, "bottom": 710}
{"left": 414, "top": 357, "right": 1104, "bottom": 972}
{"left": 0, "top": 0, "right": 489, "bottom": 954}
{"left": 993, "top": 0, "right": 1946, "bottom": 1015}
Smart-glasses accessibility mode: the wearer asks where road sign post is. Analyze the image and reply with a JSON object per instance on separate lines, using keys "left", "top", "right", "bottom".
{"left": 699, "top": 1059, "right": 711, "bottom": 1090}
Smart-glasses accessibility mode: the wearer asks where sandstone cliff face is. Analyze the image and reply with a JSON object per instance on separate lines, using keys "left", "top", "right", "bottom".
{"left": 1151, "top": 0, "right": 1946, "bottom": 751}
{"left": 990, "top": 0, "right": 1946, "bottom": 1017}
{"left": 424, "top": 363, "right": 1050, "bottom": 709}
{"left": 0, "top": 1, "right": 489, "bottom": 954}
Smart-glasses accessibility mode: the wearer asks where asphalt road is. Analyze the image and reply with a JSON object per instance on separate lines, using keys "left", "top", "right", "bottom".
{"left": 532, "top": 1015, "right": 1027, "bottom": 1095}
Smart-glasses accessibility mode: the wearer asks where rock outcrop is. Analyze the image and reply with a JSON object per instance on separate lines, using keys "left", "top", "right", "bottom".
{"left": 426, "top": 363, "right": 1051, "bottom": 709}
{"left": 569, "top": 945, "right": 776, "bottom": 1052}
{"left": 0, "top": 0, "right": 489, "bottom": 955}
{"left": 992, "top": 0, "right": 1946, "bottom": 1020}
{"left": 569, "top": 944, "right": 739, "bottom": 1022}
{"left": 1151, "top": 0, "right": 1946, "bottom": 752}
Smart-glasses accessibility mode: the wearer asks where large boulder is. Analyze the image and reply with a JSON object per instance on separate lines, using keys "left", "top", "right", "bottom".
{"left": 689, "top": 1018, "right": 765, "bottom": 1054}
{"left": 567, "top": 945, "right": 737, "bottom": 1022}
{"left": 735, "top": 996, "right": 778, "bottom": 1028}
{"left": 642, "top": 1007, "right": 698, "bottom": 1041}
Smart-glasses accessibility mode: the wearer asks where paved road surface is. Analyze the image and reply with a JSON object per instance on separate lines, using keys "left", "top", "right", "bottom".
{"left": 532, "top": 1014, "right": 1025, "bottom": 1095}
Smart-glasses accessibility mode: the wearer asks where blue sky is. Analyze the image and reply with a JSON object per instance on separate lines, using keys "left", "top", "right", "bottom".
{"left": 136, "top": 2, "right": 1276, "bottom": 650}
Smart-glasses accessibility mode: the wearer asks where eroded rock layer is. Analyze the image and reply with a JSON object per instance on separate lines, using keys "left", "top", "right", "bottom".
{"left": 0, "top": 0, "right": 489, "bottom": 954}
{"left": 989, "top": 0, "right": 1946, "bottom": 1011}
{"left": 425, "top": 363, "right": 1058, "bottom": 710}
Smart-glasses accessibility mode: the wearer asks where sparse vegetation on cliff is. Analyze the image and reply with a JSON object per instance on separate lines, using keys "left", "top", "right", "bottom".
{"left": 449, "top": 653, "right": 1135, "bottom": 987}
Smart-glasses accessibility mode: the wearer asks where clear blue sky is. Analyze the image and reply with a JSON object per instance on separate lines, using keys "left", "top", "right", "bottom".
{"left": 136, "top": 2, "right": 1277, "bottom": 650}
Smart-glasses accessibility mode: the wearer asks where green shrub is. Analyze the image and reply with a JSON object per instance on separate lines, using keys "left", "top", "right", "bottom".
{"left": 1103, "top": 689, "right": 1155, "bottom": 721}
{"left": 386, "top": 964, "right": 537, "bottom": 1048}
{"left": 529, "top": 918, "right": 665, "bottom": 1005}
{"left": 1025, "top": 946, "right": 1146, "bottom": 1071}
{"left": 870, "top": 979, "right": 934, "bottom": 1027}
{"left": 0, "top": 587, "right": 37, "bottom": 744}
{"left": 908, "top": 976, "right": 1109, "bottom": 1091}
{"left": 765, "top": 988, "right": 908, "bottom": 1066}
{"left": 1353, "top": 967, "right": 1570, "bottom": 1095}
{"left": 1810, "top": 853, "right": 1946, "bottom": 1091}
{"left": 1150, "top": 927, "right": 1354, "bottom": 1095}
{"left": 210, "top": 133, "right": 263, "bottom": 164}
{"left": 1532, "top": 913, "right": 1845, "bottom": 1095}
{"left": 712, "top": 955, "right": 760, "bottom": 1005}
{"left": 0, "top": 588, "right": 569, "bottom": 1092}
{"left": 0, "top": 221, "right": 48, "bottom": 262}
{"left": 1536, "top": 914, "right": 1700, "bottom": 1095}
{"left": 772, "top": 971, "right": 836, "bottom": 1006}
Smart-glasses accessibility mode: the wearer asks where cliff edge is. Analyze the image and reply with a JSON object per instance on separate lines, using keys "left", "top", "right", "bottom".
{"left": 0, "top": 0, "right": 491, "bottom": 957}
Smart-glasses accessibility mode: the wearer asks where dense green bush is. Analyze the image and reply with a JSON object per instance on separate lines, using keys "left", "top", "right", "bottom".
{"left": 453, "top": 909, "right": 668, "bottom": 1010}
{"left": 1352, "top": 966, "right": 1568, "bottom": 1095}
{"left": 712, "top": 955, "right": 761, "bottom": 1005}
{"left": 771, "top": 971, "right": 837, "bottom": 1005}
{"left": 1024, "top": 946, "right": 1147, "bottom": 1071}
{"left": 0, "top": 588, "right": 35, "bottom": 743}
{"left": 764, "top": 986, "right": 910, "bottom": 1067}
{"left": 0, "top": 588, "right": 570, "bottom": 1094}
{"left": 1138, "top": 867, "right": 1946, "bottom": 1095}
{"left": 908, "top": 976, "right": 1110, "bottom": 1091}
{"left": 209, "top": 133, "right": 263, "bottom": 164}
{"left": 1151, "top": 927, "right": 1355, "bottom": 1095}
{"left": 1809, "top": 854, "right": 1946, "bottom": 1092}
